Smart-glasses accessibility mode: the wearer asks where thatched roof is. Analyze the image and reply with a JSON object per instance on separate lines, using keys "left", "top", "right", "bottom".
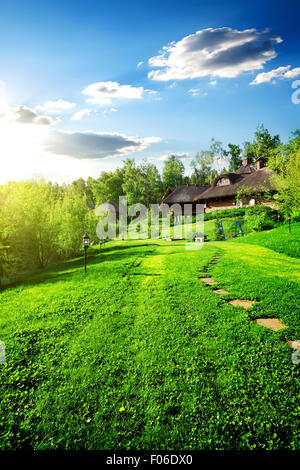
{"left": 196, "top": 168, "right": 275, "bottom": 201}
{"left": 236, "top": 163, "right": 256, "bottom": 175}
{"left": 163, "top": 184, "right": 209, "bottom": 204}
{"left": 161, "top": 187, "right": 174, "bottom": 203}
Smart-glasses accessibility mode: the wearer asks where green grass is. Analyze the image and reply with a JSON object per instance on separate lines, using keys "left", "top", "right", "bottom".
{"left": 231, "top": 222, "right": 300, "bottom": 258}
{"left": 0, "top": 239, "right": 299, "bottom": 450}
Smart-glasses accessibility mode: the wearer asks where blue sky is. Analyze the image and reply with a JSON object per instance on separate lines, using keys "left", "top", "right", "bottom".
{"left": 0, "top": 0, "right": 299, "bottom": 183}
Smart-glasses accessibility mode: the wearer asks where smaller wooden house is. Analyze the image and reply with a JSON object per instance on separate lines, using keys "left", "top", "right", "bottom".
{"left": 161, "top": 184, "right": 209, "bottom": 217}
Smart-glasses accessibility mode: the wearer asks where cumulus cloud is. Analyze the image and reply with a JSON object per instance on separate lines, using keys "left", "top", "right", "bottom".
{"left": 71, "top": 108, "right": 92, "bottom": 120}
{"left": 148, "top": 27, "right": 282, "bottom": 81}
{"left": 137, "top": 61, "right": 144, "bottom": 68}
{"left": 44, "top": 130, "right": 162, "bottom": 159}
{"left": 0, "top": 105, "right": 55, "bottom": 126}
{"left": 82, "top": 81, "right": 155, "bottom": 105}
{"left": 36, "top": 99, "right": 76, "bottom": 113}
{"left": 250, "top": 65, "right": 300, "bottom": 85}
{"left": 209, "top": 80, "right": 217, "bottom": 86}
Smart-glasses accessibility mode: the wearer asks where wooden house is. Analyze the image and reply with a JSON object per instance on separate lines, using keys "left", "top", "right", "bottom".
{"left": 197, "top": 158, "right": 276, "bottom": 212}
{"left": 161, "top": 158, "right": 276, "bottom": 213}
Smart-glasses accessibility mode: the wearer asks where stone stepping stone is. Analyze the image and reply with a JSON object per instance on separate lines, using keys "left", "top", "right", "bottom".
{"left": 213, "top": 289, "right": 230, "bottom": 295}
{"left": 255, "top": 318, "right": 288, "bottom": 331}
{"left": 229, "top": 300, "right": 255, "bottom": 309}
{"left": 201, "top": 277, "right": 217, "bottom": 285}
{"left": 287, "top": 340, "right": 300, "bottom": 350}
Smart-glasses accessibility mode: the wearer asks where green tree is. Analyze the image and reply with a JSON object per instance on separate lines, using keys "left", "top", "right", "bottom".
{"left": 162, "top": 155, "right": 184, "bottom": 189}
{"left": 88, "top": 169, "right": 125, "bottom": 206}
{"left": 244, "top": 124, "right": 281, "bottom": 163}
{"left": 140, "top": 160, "right": 164, "bottom": 206}
{"left": 268, "top": 131, "right": 300, "bottom": 217}
{"left": 54, "top": 186, "right": 98, "bottom": 258}
{"left": 190, "top": 138, "right": 224, "bottom": 185}
{"left": 225, "top": 143, "right": 242, "bottom": 172}
{"left": 0, "top": 179, "right": 59, "bottom": 269}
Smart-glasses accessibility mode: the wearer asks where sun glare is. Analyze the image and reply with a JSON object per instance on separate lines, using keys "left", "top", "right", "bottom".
{"left": 0, "top": 120, "right": 48, "bottom": 183}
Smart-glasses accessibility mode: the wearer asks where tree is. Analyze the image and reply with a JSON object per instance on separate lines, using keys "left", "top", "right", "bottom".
{"left": 243, "top": 124, "right": 281, "bottom": 163}
{"left": 88, "top": 169, "right": 125, "bottom": 206}
{"left": 0, "top": 179, "right": 59, "bottom": 269}
{"left": 190, "top": 138, "right": 225, "bottom": 185}
{"left": 225, "top": 143, "right": 242, "bottom": 172}
{"left": 54, "top": 186, "right": 98, "bottom": 258}
{"left": 268, "top": 131, "right": 300, "bottom": 217}
{"left": 162, "top": 155, "right": 184, "bottom": 189}
{"left": 139, "top": 160, "right": 164, "bottom": 206}
{"left": 121, "top": 159, "right": 145, "bottom": 206}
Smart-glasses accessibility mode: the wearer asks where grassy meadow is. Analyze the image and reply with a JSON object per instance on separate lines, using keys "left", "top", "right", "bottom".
{"left": 0, "top": 225, "right": 299, "bottom": 450}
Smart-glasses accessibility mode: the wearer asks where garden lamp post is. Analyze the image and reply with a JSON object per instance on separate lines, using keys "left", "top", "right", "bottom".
{"left": 82, "top": 233, "right": 90, "bottom": 273}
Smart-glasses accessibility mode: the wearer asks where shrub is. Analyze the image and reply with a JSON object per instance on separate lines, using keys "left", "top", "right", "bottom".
{"left": 244, "top": 206, "right": 279, "bottom": 232}
{"left": 204, "top": 208, "right": 246, "bottom": 221}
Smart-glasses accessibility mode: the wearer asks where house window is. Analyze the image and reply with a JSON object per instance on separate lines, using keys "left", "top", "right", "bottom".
{"left": 216, "top": 177, "right": 230, "bottom": 186}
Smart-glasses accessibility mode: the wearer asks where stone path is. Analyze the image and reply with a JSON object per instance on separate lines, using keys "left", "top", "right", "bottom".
{"left": 229, "top": 299, "right": 255, "bottom": 309}
{"left": 199, "top": 252, "right": 298, "bottom": 354}
{"left": 255, "top": 318, "right": 288, "bottom": 331}
{"left": 201, "top": 277, "right": 217, "bottom": 285}
{"left": 213, "top": 289, "right": 230, "bottom": 295}
{"left": 287, "top": 340, "right": 300, "bottom": 350}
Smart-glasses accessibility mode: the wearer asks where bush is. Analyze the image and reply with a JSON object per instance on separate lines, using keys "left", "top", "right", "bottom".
{"left": 244, "top": 206, "right": 279, "bottom": 232}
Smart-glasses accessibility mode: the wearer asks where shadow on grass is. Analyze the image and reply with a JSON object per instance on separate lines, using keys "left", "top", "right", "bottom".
{"left": 0, "top": 242, "right": 159, "bottom": 292}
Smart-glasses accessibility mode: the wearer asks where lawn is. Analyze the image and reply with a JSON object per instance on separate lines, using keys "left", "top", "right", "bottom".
{"left": 231, "top": 222, "right": 300, "bottom": 258}
{"left": 0, "top": 236, "right": 299, "bottom": 450}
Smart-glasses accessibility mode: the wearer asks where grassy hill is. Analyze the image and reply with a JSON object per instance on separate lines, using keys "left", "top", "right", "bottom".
{"left": 230, "top": 222, "right": 300, "bottom": 258}
{"left": 0, "top": 238, "right": 299, "bottom": 450}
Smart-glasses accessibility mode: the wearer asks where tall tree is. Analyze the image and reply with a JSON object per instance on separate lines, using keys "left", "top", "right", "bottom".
{"left": 225, "top": 143, "right": 242, "bottom": 172}
{"left": 140, "top": 160, "right": 164, "bottom": 206}
{"left": 244, "top": 124, "right": 281, "bottom": 163}
{"left": 190, "top": 138, "right": 224, "bottom": 185}
{"left": 88, "top": 168, "right": 125, "bottom": 206}
{"left": 268, "top": 130, "right": 300, "bottom": 217}
{"left": 162, "top": 155, "right": 184, "bottom": 189}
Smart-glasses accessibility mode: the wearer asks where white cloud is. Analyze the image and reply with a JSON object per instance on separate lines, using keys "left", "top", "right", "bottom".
{"left": 209, "top": 80, "right": 217, "bottom": 86}
{"left": 102, "top": 107, "right": 118, "bottom": 117}
{"left": 188, "top": 88, "right": 200, "bottom": 96}
{"left": 0, "top": 105, "right": 55, "bottom": 126}
{"left": 44, "top": 130, "right": 162, "bottom": 159}
{"left": 250, "top": 65, "right": 300, "bottom": 85}
{"left": 71, "top": 108, "right": 92, "bottom": 120}
{"left": 82, "top": 81, "right": 154, "bottom": 105}
{"left": 0, "top": 80, "right": 7, "bottom": 110}
{"left": 148, "top": 27, "right": 282, "bottom": 81}
{"left": 137, "top": 61, "right": 144, "bottom": 68}
{"left": 36, "top": 99, "right": 76, "bottom": 113}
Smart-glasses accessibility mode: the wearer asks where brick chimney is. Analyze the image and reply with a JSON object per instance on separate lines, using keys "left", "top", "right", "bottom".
{"left": 243, "top": 157, "right": 250, "bottom": 166}
{"left": 256, "top": 157, "right": 264, "bottom": 170}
